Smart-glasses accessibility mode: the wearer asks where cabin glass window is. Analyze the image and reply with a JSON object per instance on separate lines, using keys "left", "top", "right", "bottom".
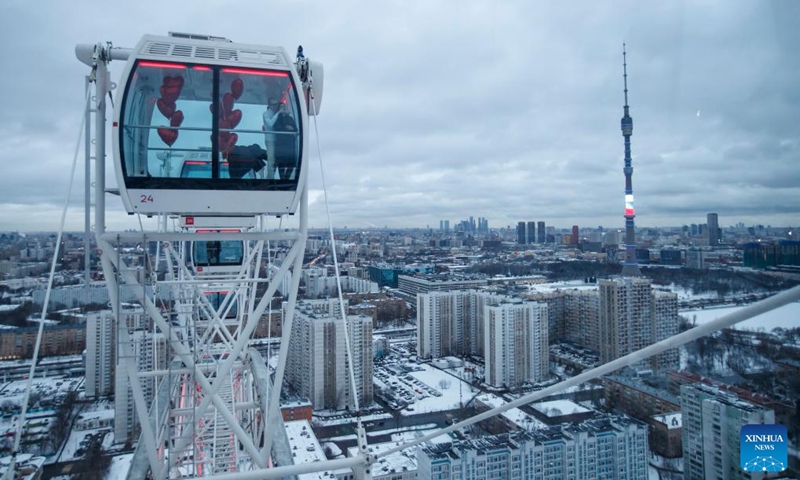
{"left": 120, "top": 61, "right": 301, "bottom": 189}
{"left": 122, "top": 62, "right": 213, "bottom": 180}
{"left": 193, "top": 240, "right": 244, "bottom": 267}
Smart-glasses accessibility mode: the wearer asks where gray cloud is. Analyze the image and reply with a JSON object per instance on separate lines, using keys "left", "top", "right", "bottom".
{"left": 0, "top": 0, "right": 798, "bottom": 232}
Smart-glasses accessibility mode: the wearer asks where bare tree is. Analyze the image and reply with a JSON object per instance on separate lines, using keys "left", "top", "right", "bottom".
{"left": 78, "top": 433, "right": 111, "bottom": 480}
{"left": 49, "top": 390, "right": 78, "bottom": 452}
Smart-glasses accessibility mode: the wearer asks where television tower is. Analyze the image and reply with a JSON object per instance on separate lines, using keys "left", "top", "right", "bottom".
{"left": 620, "top": 43, "right": 642, "bottom": 277}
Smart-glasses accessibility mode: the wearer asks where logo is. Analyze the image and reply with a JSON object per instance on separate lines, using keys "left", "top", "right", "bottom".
{"left": 740, "top": 424, "right": 787, "bottom": 472}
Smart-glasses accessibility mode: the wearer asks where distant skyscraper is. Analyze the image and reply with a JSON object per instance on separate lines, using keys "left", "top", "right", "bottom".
{"left": 444, "top": 219, "right": 450, "bottom": 233}
{"left": 517, "top": 222, "right": 526, "bottom": 245}
{"left": 707, "top": 213, "right": 720, "bottom": 246}
{"left": 620, "top": 44, "right": 641, "bottom": 277}
{"left": 537, "top": 221, "right": 546, "bottom": 243}
{"left": 527, "top": 221, "right": 536, "bottom": 245}
{"left": 571, "top": 225, "right": 579, "bottom": 245}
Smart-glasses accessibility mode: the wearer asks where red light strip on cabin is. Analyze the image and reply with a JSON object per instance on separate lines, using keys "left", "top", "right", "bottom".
{"left": 221, "top": 67, "right": 288, "bottom": 77}
{"left": 138, "top": 61, "right": 187, "bottom": 69}
{"left": 193, "top": 66, "right": 211, "bottom": 71}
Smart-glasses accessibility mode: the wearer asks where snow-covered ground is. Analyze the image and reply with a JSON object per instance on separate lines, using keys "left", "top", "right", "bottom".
{"left": 61, "top": 428, "right": 112, "bottom": 462}
{"left": 681, "top": 301, "right": 800, "bottom": 332}
{"left": 0, "top": 376, "right": 82, "bottom": 409}
{"left": 106, "top": 453, "right": 134, "bottom": 480}
{"left": 405, "top": 364, "right": 476, "bottom": 415}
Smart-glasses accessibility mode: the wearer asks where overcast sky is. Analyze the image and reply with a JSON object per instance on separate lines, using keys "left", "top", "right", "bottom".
{"left": 0, "top": 0, "right": 798, "bottom": 232}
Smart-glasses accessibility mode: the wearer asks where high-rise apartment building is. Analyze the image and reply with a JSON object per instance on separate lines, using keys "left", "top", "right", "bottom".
{"left": 564, "top": 289, "right": 600, "bottom": 351}
{"left": 599, "top": 277, "right": 652, "bottom": 366}
{"left": 287, "top": 301, "right": 373, "bottom": 410}
{"left": 537, "top": 221, "right": 546, "bottom": 243}
{"left": 86, "top": 311, "right": 115, "bottom": 399}
{"left": 652, "top": 290, "right": 679, "bottom": 370}
{"left": 524, "top": 291, "right": 567, "bottom": 343}
{"left": 417, "top": 415, "right": 648, "bottom": 480}
{"left": 417, "top": 291, "right": 465, "bottom": 359}
{"left": 484, "top": 300, "right": 548, "bottom": 388}
{"left": 417, "top": 290, "right": 506, "bottom": 359}
{"left": 598, "top": 277, "right": 678, "bottom": 371}
{"left": 681, "top": 383, "right": 776, "bottom": 480}
{"left": 571, "top": 225, "right": 579, "bottom": 245}
{"left": 114, "top": 329, "right": 167, "bottom": 444}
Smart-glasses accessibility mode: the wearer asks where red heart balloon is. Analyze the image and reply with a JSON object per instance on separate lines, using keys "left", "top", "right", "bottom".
{"left": 156, "top": 98, "right": 176, "bottom": 119}
{"left": 222, "top": 92, "right": 234, "bottom": 115}
{"left": 226, "top": 110, "right": 242, "bottom": 129}
{"left": 231, "top": 79, "right": 244, "bottom": 100}
{"left": 218, "top": 132, "right": 238, "bottom": 153}
{"left": 170, "top": 110, "right": 184, "bottom": 127}
{"left": 219, "top": 118, "right": 231, "bottom": 129}
{"left": 157, "top": 128, "right": 178, "bottom": 146}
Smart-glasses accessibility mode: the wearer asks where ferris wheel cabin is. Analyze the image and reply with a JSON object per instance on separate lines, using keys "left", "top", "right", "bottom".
{"left": 190, "top": 236, "right": 245, "bottom": 274}
{"left": 110, "top": 34, "right": 323, "bottom": 216}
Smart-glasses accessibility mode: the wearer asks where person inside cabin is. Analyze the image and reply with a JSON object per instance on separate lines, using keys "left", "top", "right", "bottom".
{"left": 273, "top": 106, "right": 298, "bottom": 180}
{"left": 206, "top": 241, "right": 221, "bottom": 265}
{"left": 262, "top": 97, "right": 281, "bottom": 175}
{"left": 227, "top": 144, "right": 268, "bottom": 179}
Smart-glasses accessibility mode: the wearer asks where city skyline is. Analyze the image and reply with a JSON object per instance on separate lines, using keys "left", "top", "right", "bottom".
{"left": 1, "top": 1, "right": 798, "bottom": 232}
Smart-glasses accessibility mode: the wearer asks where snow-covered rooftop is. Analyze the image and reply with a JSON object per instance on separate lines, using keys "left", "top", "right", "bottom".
{"left": 531, "top": 400, "right": 590, "bottom": 417}
{"left": 284, "top": 420, "right": 343, "bottom": 480}
{"left": 477, "top": 395, "right": 548, "bottom": 430}
{"left": 347, "top": 442, "right": 417, "bottom": 478}
{"left": 652, "top": 412, "right": 682, "bottom": 429}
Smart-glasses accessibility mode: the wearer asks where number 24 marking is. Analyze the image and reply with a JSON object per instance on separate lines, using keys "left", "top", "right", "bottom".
{"left": 140, "top": 194, "right": 154, "bottom": 203}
